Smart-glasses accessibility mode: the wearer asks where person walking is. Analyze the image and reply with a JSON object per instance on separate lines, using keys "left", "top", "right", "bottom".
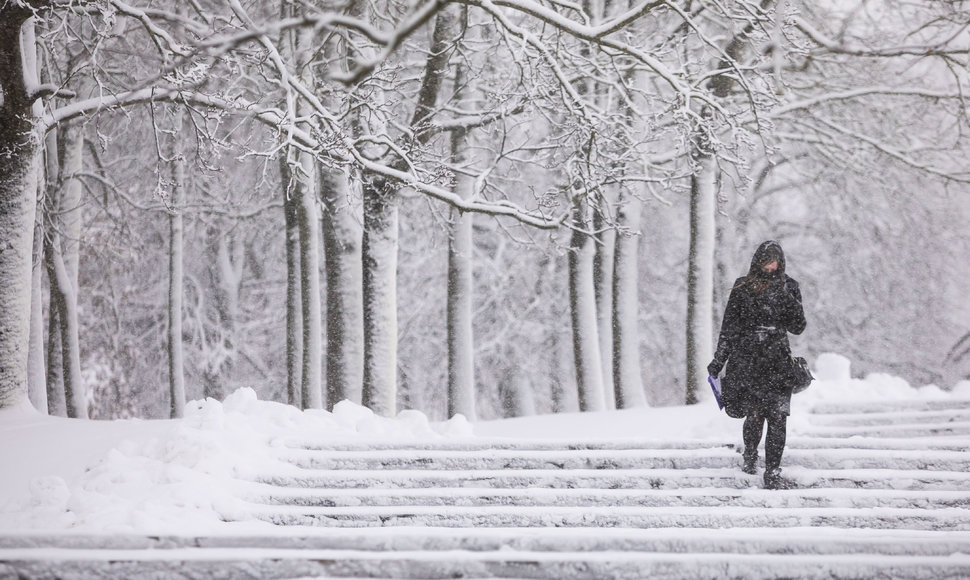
{"left": 707, "top": 240, "right": 807, "bottom": 490}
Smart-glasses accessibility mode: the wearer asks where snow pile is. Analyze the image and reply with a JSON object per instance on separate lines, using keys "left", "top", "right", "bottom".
{"left": 0, "top": 353, "right": 966, "bottom": 534}
{"left": 0, "top": 388, "right": 471, "bottom": 533}
{"left": 802, "top": 352, "right": 963, "bottom": 401}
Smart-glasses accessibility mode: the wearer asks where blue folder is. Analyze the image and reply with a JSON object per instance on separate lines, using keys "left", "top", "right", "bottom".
{"left": 708, "top": 375, "right": 724, "bottom": 410}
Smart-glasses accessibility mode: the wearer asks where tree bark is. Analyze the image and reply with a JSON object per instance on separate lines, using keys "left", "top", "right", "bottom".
{"left": 51, "top": 123, "right": 86, "bottom": 419}
{"left": 447, "top": 49, "right": 477, "bottom": 421}
{"left": 685, "top": 136, "right": 717, "bottom": 405}
{"left": 47, "top": 243, "right": 86, "bottom": 418}
{"left": 447, "top": 202, "right": 475, "bottom": 420}
{"left": 321, "top": 167, "right": 364, "bottom": 407}
{"left": 361, "top": 176, "right": 399, "bottom": 417}
{"left": 297, "top": 155, "right": 323, "bottom": 410}
{"left": 281, "top": 158, "right": 304, "bottom": 408}
{"left": 569, "top": 196, "right": 605, "bottom": 412}
{"left": 45, "top": 290, "right": 66, "bottom": 415}
{"left": 23, "top": 13, "right": 47, "bottom": 414}
{"left": 28, "top": 206, "right": 48, "bottom": 413}
{"left": 0, "top": 10, "right": 42, "bottom": 410}
{"left": 593, "top": 194, "right": 617, "bottom": 410}
{"left": 612, "top": 191, "right": 647, "bottom": 408}
{"left": 41, "top": 122, "right": 88, "bottom": 417}
{"left": 447, "top": 203, "right": 475, "bottom": 419}
{"left": 168, "top": 141, "right": 186, "bottom": 418}
{"left": 290, "top": 20, "right": 324, "bottom": 410}
{"left": 59, "top": 124, "right": 83, "bottom": 285}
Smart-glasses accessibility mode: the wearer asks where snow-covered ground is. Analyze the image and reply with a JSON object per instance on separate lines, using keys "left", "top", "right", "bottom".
{"left": 1, "top": 352, "right": 967, "bottom": 534}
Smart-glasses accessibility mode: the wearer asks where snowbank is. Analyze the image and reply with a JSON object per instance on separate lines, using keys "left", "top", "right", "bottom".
{"left": 0, "top": 388, "right": 471, "bottom": 533}
{"left": 0, "top": 353, "right": 964, "bottom": 533}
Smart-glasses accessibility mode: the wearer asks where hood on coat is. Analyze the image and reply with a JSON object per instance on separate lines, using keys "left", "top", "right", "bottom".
{"left": 747, "top": 240, "right": 786, "bottom": 279}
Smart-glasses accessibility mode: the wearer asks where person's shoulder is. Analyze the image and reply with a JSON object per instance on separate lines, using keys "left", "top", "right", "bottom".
{"left": 727, "top": 277, "right": 750, "bottom": 300}
{"left": 784, "top": 275, "right": 800, "bottom": 288}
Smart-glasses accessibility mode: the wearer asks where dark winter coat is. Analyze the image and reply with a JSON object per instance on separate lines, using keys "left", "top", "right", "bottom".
{"left": 712, "top": 241, "right": 807, "bottom": 416}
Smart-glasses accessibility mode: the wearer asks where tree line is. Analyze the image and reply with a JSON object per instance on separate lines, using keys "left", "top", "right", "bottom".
{"left": 1, "top": 0, "right": 967, "bottom": 421}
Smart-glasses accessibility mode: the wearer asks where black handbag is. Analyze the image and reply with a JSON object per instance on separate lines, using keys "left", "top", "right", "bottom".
{"left": 790, "top": 356, "right": 814, "bottom": 394}
{"left": 720, "top": 374, "right": 747, "bottom": 419}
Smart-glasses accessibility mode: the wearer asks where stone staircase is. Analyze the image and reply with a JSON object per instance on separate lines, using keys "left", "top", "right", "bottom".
{"left": 3, "top": 398, "right": 970, "bottom": 579}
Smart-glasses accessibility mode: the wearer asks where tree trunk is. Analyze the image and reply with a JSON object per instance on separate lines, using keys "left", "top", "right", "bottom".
{"left": 202, "top": 227, "right": 243, "bottom": 401}
{"left": 168, "top": 142, "right": 186, "bottom": 418}
{"left": 59, "top": 124, "right": 83, "bottom": 285}
{"left": 315, "top": 1, "right": 364, "bottom": 409}
{"left": 19, "top": 14, "right": 48, "bottom": 414}
{"left": 45, "top": 288, "right": 65, "bottom": 415}
{"left": 361, "top": 176, "right": 399, "bottom": 417}
{"left": 41, "top": 121, "right": 87, "bottom": 418}
{"left": 41, "top": 126, "right": 85, "bottom": 419}
{"left": 281, "top": 158, "right": 304, "bottom": 407}
{"left": 289, "top": 20, "right": 324, "bottom": 410}
{"left": 41, "top": 124, "right": 64, "bottom": 413}
{"left": 47, "top": 245, "right": 86, "bottom": 418}
{"left": 447, "top": 203, "right": 475, "bottom": 420}
{"left": 321, "top": 167, "right": 364, "bottom": 407}
{"left": 538, "top": 253, "right": 575, "bottom": 414}
{"left": 446, "top": 59, "right": 477, "bottom": 421}
{"left": 569, "top": 197, "right": 605, "bottom": 412}
{"left": 28, "top": 194, "right": 48, "bottom": 414}
{"left": 593, "top": 193, "right": 617, "bottom": 410}
{"left": 60, "top": 123, "right": 86, "bottom": 416}
{"left": 357, "top": 4, "right": 459, "bottom": 417}
{"left": 0, "top": 10, "right": 41, "bottom": 410}
{"left": 686, "top": 140, "right": 717, "bottom": 405}
{"left": 500, "top": 366, "right": 536, "bottom": 417}
{"left": 297, "top": 154, "right": 323, "bottom": 410}
{"left": 612, "top": 191, "right": 647, "bottom": 408}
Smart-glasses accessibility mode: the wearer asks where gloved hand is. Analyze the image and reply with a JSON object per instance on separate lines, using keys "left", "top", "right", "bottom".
{"left": 707, "top": 359, "right": 724, "bottom": 377}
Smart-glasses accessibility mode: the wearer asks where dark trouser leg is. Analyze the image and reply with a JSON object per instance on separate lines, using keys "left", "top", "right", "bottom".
{"left": 764, "top": 412, "right": 788, "bottom": 473}
{"left": 742, "top": 410, "right": 765, "bottom": 459}
{"left": 741, "top": 410, "right": 765, "bottom": 473}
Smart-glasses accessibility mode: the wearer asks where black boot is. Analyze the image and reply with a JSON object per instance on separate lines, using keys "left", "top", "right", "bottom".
{"left": 764, "top": 468, "right": 796, "bottom": 490}
{"left": 742, "top": 450, "right": 758, "bottom": 475}
{"left": 742, "top": 413, "right": 766, "bottom": 476}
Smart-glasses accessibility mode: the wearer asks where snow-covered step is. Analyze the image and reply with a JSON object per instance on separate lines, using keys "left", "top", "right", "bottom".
{"left": 797, "top": 421, "right": 970, "bottom": 438}
{"left": 6, "top": 527, "right": 968, "bottom": 557}
{"left": 810, "top": 398, "right": 970, "bottom": 415}
{"left": 3, "top": 548, "right": 968, "bottom": 580}
{"left": 274, "top": 446, "right": 970, "bottom": 472}
{"left": 258, "top": 466, "right": 970, "bottom": 491}
{"left": 244, "top": 503, "right": 970, "bottom": 531}
{"left": 246, "top": 486, "right": 970, "bottom": 510}
{"left": 785, "top": 436, "right": 970, "bottom": 452}
{"left": 805, "top": 408, "right": 970, "bottom": 427}
{"left": 280, "top": 435, "right": 970, "bottom": 453}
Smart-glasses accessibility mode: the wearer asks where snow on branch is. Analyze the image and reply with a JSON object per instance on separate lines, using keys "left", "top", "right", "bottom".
{"left": 462, "top": 0, "right": 698, "bottom": 103}
{"left": 794, "top": 17, "right": 970, "bottom": 58}
{"left": 40, "top": 85, "right": 565, "bottom": 228}
{"left": 328, "top": 0, "right": 448, "bottom": 85}
{"left": 772, "top": 87, "right": 970, "bottom": 117}
{"left": 355, "top": 155, "right": 569, "bottom": 228}
{"left": 809, "top": 114, "right": 970, "bottom": 183}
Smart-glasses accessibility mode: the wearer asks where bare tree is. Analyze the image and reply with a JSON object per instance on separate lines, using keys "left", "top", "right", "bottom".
{"left": 167, "top": 115, "right": 187, "bottom": 418}
{"left": 0, "top": 8, "right": 45, "bottom": 409}
{"left": 321, "top": 166, "right": 364, "bottom": 407}
{"left": 279, "top": 158, "right": 304, "bottom": 407}
{"left": 569, "top": 193, "right": 606, "bottom": 412}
